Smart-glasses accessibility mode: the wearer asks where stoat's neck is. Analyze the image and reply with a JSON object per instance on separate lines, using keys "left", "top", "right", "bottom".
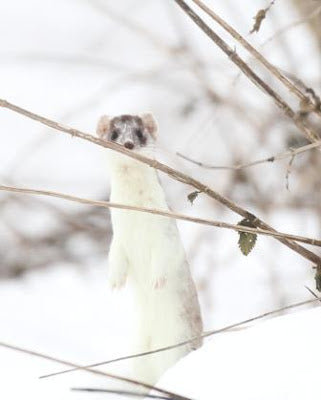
{"left": 107, "top": 150, "right": 168, "bottom": 208}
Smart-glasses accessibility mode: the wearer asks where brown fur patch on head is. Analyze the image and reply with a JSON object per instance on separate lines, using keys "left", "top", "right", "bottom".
{"left": 96, "top": 113, "right": 158, "bottom": 143}
{"left": 141, "top": 113, "right": 158, "bottom": 139}
{"left": 110, "top": 114, "right": 143, "bottom": 131}
{"left": 96, "top": 115, "right": 111, "bottom": 139}
{"left": 119, "top": 114, "right": 141, "bottom": 124}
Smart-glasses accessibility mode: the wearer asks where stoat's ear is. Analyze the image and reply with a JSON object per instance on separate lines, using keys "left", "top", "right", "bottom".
{"left": 141, "top": 113, "right": 158, "bottom": 140}
{"left": 96, "top": 115, "right": 111, "bottom": 139}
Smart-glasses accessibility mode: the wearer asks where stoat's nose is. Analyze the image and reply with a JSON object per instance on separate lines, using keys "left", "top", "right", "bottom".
{"left": 124, "top": 141, "right": 134, "bottom": 150}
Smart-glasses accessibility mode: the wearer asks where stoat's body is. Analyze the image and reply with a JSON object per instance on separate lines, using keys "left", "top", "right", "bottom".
{"left": 97, "top": 114, "right": 203, "bottom": 386}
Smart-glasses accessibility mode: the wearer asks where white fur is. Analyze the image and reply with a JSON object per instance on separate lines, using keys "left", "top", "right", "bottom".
{"left": 107, "top": 149, "right": 203, "bottom": 386}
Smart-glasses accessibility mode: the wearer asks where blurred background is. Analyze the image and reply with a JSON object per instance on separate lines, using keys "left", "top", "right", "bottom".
{"left": 0, "top": 0, "right": 320, "bottom": 398}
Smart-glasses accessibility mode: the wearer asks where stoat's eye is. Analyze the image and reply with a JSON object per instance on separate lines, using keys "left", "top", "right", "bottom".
{"left": 111, "top": 130, "right": 119, "bottom": 141}
{"left": 135, "top": 129, "right": 143, "bottom": 139}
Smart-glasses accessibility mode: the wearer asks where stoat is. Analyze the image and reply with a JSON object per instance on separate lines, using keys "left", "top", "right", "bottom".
{"left": 96, "top": 113, "right": 203, "bottom": 387}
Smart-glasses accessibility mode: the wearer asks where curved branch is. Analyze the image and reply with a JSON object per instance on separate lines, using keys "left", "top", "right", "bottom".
{"left": 173, "top": 0, "right": 320, "bottom": 143}
{"left": 0, "top": 98, "right": 320, "bottom": 265}
{"left": 40, "top": 297, "right": 321, "bottom": 379}
{"left": 0, "top": 342, "right": 187, "bottom": 400}
{"left": 177, "top": 140, "right": 321, "bottom": 170}
{"left": 190, "top": 0, "right": 321, "bottom": 118}
{"left": 1, "top": 183, "right": 320, "bottom": 247}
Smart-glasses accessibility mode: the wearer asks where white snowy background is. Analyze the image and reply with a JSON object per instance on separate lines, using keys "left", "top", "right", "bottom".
{"left": 0, "top": 0, "right": 320, "bottom": 399}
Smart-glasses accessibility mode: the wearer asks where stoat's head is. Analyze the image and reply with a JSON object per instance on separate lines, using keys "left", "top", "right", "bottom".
{"left": 96, "top": 113, "right": 157, "bottom": 151}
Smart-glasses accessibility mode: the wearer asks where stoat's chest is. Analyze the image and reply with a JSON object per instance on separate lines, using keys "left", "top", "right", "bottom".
{"left": 110, "top": 164, "right": 167, "bottom": 208}
{"left": 108, "top": 158, "right": 187, "bottom": 286}
{"left": 110, "top": 163, "right": 171, "bottom": 234}
{"left": 109, "top": 164, "right": 179, "bottom": 271}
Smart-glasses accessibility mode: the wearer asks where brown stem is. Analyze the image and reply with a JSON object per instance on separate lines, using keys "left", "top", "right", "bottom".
{"left": 40, "top": 296, "right": 321, "bottom": 379}
{"left": 177, "top": 140, "right": 321, "bottom": 170}
{"left": 0, "top": 98, "right": 320, "bottom": 264}
{"left": 1, "top": 183, "right": 320, "bottom": 247}
{"left": 191, "top": 0, "right": 321, "bottom": 119}
{"left": 173, "top": 0, "right": 320, "bottom": 143}
{"left": 0, "top": 342, "right": 187, "bottom": 400}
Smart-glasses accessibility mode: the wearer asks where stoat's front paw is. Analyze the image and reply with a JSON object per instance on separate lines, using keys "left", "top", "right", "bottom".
{"left": 152, "top": 275, "right": 167, "bottom": 290}
{"left": 108, "top": 269, "right": 127, "bottom": 290}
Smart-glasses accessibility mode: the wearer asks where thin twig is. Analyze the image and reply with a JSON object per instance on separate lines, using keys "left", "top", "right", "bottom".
{"left": 261, "top": 5, "right": 321, "bottom": 49}
{"left": 40, "top": 297, "right": 321, "bottom": 379}
{"left": 174, "top": 0, "right": 320, "bottom": 143}
{"left": 71, "top": 387, "right": 170, "bottom": 399}
{"left": 177, "top": 140, "right": 321, "bottom": 170}
{"left": 191, "top": 0, "right": 321, "bottom": 117}
{"left": 304, "top": 286, "right": 321, "bottom": 303}
{"left": 0, "top": 342, "right": 189, "bottom": 400}
{"left": 88, "top": 0, "right": 173, "bottom": 54}
{"left": 0, "top": 98, "right": 320, "bottom": 265}
{"left": 1, "top": 52, "right": 130, "bottom": 72}
{"left": 285, "top": 153, "right": 295, "bottom": 191}
{"left": 1, "top": 183, "right": 321, "bottom": 247}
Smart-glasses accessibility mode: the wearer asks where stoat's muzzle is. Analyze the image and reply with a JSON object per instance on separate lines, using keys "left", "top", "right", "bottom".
{"left": 124, "top": 141, "right": 134, "bottom": 150}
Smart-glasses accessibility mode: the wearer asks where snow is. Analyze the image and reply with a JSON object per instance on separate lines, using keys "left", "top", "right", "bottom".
{"left": 0, "top": 0, "right": 320, "bottom": 399}
{"left": 0, "top": 265, "right": 135, "bottom": 400}
{"left": 158, "top": 305, "right": 321, "bottom": 400}
{"left": 1, "top": 266, "right": 320, "bottom": 400}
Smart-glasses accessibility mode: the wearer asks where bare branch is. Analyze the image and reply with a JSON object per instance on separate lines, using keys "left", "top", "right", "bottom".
{"left": 174, "top": 0, "right": 320, "bottom": 143}
{"left": 190, "top": 0, "right": 321, "bottom": 118}
{"left": 285, "top": 153, "right": 295, "bottom": 191}
{"left": 88, "top": 0, "right": 173, "bottom": 54}
{"left": 40, "top": 297, "right": 321, "bottom": 379}
{"left": 1, "top": 98, "right": 320, "bottom": 264}
{"left": 1, "top": 183, "right": 320, "bottom": 247}
{"left": 71, "top": 387, "right": 169, "bottom": 399}
{"left": 0, "top": 52, "right": 130, "bottom": 72}
{"left": 177, "top": 140, "right": 321, "bottom": 170}
{"left": 261, "top": 5, "right": 321, "bottom": 48}
{"left": 304, "top": 286, "right": 321, "bottom": 303}
{"left": 0, "top": 342, "right": 188, "bottom": 400}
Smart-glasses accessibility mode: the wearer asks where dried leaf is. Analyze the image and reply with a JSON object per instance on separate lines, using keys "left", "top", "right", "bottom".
{"left": 250, "top": 1, "right": 276, "bottom": 34}
{"left": 187, "top": 191, "right": 201, "bottom": 205}
{"left": 250, "top": 9, "right": 266, "bottom": 34}
{"left": 237, "top": 218, "right": 257, "bottom": 256}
